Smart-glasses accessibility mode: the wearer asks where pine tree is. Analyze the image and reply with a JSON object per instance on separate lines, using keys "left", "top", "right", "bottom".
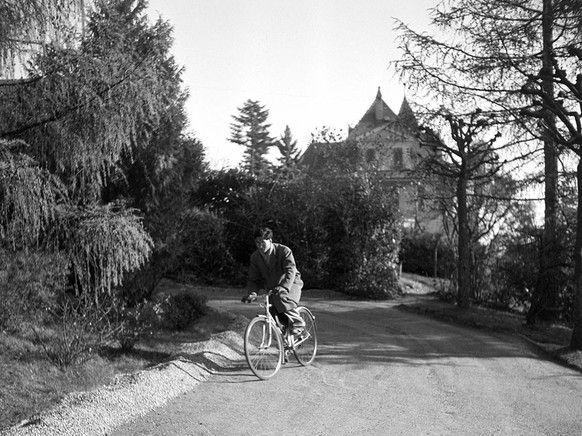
{"left": 228, "top": 99, "right": 274, "bottom": 177}
{"left": 0, "top": 0, "right": 198, "bottom": 300}
{"left": 276, "top": 125, "right": 301, "bottom": 171}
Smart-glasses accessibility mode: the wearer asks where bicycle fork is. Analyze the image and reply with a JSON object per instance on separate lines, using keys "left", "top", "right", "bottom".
{"left": 258, "top": 319, "right": 275, "bottom": 349}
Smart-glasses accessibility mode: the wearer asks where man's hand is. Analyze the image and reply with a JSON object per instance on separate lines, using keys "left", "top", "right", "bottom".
{"left": 241, "top": 292, "right": 257, "bottom": 303}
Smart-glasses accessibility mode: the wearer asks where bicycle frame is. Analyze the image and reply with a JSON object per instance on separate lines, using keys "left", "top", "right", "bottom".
{"left": 244, "top": 290, "right": 317, "bottom": 379}
{"left": 254, "top": 294, "right": 278, "bottom": 349}
{"left": 256, "top": 292, "right": 311, "bottom": 350}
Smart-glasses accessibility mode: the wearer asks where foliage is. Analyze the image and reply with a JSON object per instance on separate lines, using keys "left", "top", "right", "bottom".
{"left": 519, "top": 10, "right": 582, "bottom": 345}
{"left": 1, "top": 1, "right": 179, "bottom": 202}
{"left": 191, "top": 168, "right": 261, "bottom": 268}
{"left": 0, "top": 0, "right": 81, "bottom": 57}
{"left": 228, "top": 99, "right": 275, "bottom": 177}
{"left": 58, "top": 203, "right": 153, "bottom": 301}
{"left": 110, "top": 299, "right": 163, "bottom": 351}
{"left": 0, "top": 249, "right": 68, "bottom": 332}
{"left": 109, "top": 133, "right": 207, "bottom": 302}
{"left": 0, "top": 0, "right": 206, "bottom": 360}
{"left": 159, "top": 292, "right": 209, "bottom": 330}
{"left": 393, "top": 0, "right": 582, "bottom": 340}
{"left": 400, "top": 231, "right": 455, "bottom": 279}
{"left": 417, "top": 111, "right": 504, "bottom": 307}
{"left": 33, "top": 296, "right": 120, "bottom": 368}
{"left": 276, "top": 125, "right": 302, "bottom": 173}
{"left": 0, "top": 139, "right": 63, "bottom": 249}
{"left": 319, "top": 171, "right": 401, "bottom": 298}
{"left": 189, "top": 137, "right": 402, "bottom": 298}
{"left": 170, "top": 208, "right": 240, "bottom": 285}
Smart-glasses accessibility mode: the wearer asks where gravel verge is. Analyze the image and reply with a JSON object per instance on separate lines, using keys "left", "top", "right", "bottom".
{"left": 2, "top": 328, "right": 247, "bottom": 436}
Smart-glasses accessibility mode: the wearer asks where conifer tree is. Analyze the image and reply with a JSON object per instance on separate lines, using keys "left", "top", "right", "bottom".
{"left": 276, "top": 125, "right": 301, "bottom": 171}
{"left": 228, "top": 99, "right": 275, "bottom": 177}
{"left": 0, "top": 0, "right": 198, "bottom": 301}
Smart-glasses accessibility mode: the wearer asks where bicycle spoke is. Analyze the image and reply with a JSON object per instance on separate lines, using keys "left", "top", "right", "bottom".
{"left": 244, "top": 317, "right": 283, "bottom": 379}
{"left": 293, "top": 308, "right": 317, "bottom": 366}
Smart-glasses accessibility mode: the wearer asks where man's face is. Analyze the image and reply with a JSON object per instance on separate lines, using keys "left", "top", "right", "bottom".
{"left": 255, "top": 237, "right": 272, "bottom": 254}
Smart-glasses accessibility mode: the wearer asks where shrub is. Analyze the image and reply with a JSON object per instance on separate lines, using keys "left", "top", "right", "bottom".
{"left": 0, "top": 249, "right": 68, "bottom": 332}
{"left": 111, "top": 299, "right": 163, "bottom": 351}
{"left": 400, "top": 231, "right": 455, "bottom": 279}
{"left": 159, "top": 292, "right": 209, "bottom": 330}
{"left": 321, "top": 175, "right": 401, "bottom": 299}
{"left": 171, "top": 208, "right": 240, "bottom": 285}
{"left": 33, "top": 296, "right": 119, "bottom": 368}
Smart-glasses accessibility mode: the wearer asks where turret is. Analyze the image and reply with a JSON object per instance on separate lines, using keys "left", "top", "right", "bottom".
{"left": 374, "top": 87, "right": 383, "bottom": 123}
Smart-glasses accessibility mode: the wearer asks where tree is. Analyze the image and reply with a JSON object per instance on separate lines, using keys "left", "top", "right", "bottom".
{"left": 228, "top": 99, "right": 275, "bottom": 177}
{"left": 420, "top": 110, "right": 503, "bottom": 307}
{"left": 393, "top": 0, "right": 577, "bottom": 323}
{"left": 0, "top": 0, "right": 85, "bottom": 80}
{"left": 521, "top": 35, "right": 582, "bottom": 349}
{"left": 0, "top": 0, "right": 194, "bottom": 304}
{"left": 276, "top": 125, "right": 301, "bottom": 172}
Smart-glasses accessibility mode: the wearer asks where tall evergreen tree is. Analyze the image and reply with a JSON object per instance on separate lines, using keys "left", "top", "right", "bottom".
{"left": 0, "top": 0, "right": 201, "bottom": 301}
{"left": 276, "top": 125, "right": 301, "bottom": 172}
{"left": 228, "top": 99, "right": 274, "bottom": 177}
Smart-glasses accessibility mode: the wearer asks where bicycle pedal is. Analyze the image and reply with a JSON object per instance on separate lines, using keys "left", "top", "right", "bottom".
{"left": 291, "top": 327, "right": 305, "bottom": 336}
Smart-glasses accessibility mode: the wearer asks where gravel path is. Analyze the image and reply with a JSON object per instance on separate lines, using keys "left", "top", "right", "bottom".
{"left": 2, "top": 331, "right": 246, "bottom": 436}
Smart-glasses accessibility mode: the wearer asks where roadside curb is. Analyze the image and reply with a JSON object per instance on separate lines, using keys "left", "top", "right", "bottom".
{"left": 2, "top": 329, "right": 247, "bottom": 436}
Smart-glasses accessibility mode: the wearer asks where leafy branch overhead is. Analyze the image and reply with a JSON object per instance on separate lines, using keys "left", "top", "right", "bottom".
{"left": 0, "top": 0, "right": 197, "bottom": 304}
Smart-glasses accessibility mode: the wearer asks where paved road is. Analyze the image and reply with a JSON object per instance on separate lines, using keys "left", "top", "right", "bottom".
{"left": 113, "top": 290, "right": 582, "bottom": 436}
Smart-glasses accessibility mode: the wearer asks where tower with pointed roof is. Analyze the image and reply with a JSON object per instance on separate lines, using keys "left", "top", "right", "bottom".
{"left": 301, "top": 87, "right": 442, "bottom": 233}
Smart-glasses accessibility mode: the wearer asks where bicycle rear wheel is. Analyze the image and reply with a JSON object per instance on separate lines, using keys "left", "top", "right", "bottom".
{"left": 244, "top": 316, "right": 283, "bottom": 380}
{"left": 293, "top": 307, "right": 317, "bottom": 365}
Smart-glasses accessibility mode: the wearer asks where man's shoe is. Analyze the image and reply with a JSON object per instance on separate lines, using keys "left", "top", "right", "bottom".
{"left": 291, "top": 323, "right": 305, "bottom": 335}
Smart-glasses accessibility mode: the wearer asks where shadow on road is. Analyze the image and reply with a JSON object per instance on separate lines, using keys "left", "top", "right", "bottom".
{"left": 311, "top": 304, "right": 580, "bottom": 376}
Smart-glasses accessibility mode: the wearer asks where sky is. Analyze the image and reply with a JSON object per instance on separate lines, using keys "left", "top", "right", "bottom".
{"left": 146, "top": 0, "right": 437, "bottom": 169}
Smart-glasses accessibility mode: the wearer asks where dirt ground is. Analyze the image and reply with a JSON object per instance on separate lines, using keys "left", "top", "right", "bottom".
{"left": 111, "top": 280, "right": 582, "bottom": 436}
{"left": 397, "top": 274, "right": 582, "bottom": 373}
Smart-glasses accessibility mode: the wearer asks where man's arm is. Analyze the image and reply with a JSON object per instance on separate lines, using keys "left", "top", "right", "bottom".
{"left": 276, "top": 245, "right": 297, "bottom": 291}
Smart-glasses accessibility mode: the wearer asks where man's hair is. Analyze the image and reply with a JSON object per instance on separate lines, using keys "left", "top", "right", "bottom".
{"left": 253, "top": 227, "right": 273, "bottom": 240}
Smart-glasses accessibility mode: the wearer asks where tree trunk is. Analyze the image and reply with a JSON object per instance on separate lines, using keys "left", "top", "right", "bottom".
{"left": 527, "top": 0, "right": 561, "bottom": 324}
{"left": 457, "top": 173, "right": 471, "bottom": 308}
{"left": 433, "top": 235, "right": 440, "bottom": 279}
{"left": 570, "top": 159, "right": 582, "bottom": 349}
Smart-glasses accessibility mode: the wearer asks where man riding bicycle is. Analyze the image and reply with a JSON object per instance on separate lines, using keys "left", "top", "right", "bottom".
{"left": 242, "top": 227, "right": 306, "bottom": 334}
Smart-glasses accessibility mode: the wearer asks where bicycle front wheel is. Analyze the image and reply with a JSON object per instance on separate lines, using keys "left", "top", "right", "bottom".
{"left": 244, "top": 316, "right": 283, "bottom": 380}
{"left": 293, "top": 307, "right": 317, "bottom": 365}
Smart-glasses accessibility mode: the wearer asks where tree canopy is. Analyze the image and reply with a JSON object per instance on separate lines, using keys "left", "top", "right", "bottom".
{"left": 228, "top": 99, "right": 275, "bottom": 177}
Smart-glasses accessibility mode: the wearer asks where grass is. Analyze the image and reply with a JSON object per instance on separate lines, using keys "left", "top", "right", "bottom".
{"left": 0, "top": 280, "right": 237, "bottom": 432}
{"left": 0, "top": 329, "right": 154, "bottom": 429}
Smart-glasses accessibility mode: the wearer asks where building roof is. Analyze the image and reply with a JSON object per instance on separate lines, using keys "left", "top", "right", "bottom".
{"left": 300, "top": 87, "right": 421, "bottom": 170}
{"left": 348, "top": 87, "right": 399, "bottom": 139}
{"left": 397, "top": 97, "right": 419, "bottom": 131}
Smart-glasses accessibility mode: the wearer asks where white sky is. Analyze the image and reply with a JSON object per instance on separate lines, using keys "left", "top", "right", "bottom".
{"left": 146, "top": 0, "right": 437, "bottom": 169}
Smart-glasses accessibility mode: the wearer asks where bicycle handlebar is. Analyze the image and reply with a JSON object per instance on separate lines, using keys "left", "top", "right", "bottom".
{"left": 241, "top": 289, "right": 276, "bottom": 304}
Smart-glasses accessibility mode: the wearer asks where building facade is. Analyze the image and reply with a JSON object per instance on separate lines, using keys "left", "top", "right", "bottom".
{"left": 302, "top": 87, "right": 443, "bottom": 233}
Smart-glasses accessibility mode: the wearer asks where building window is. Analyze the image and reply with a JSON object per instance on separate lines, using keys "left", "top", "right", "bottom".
{"left": 393, "top": 148, "right": 403, "bottom": 170}
{"left": 365, "top": 148, "right": 376, "bottom": 163}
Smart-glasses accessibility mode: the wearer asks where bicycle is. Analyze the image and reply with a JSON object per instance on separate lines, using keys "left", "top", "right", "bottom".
{"left": 242, "top": 290, "right": 317, "bottom": 380}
